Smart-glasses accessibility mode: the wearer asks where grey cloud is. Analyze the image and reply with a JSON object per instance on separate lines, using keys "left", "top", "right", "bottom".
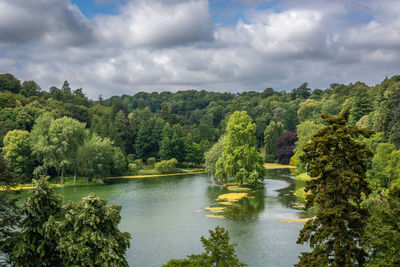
{"left": 0, "top": 0, "right": 94, "bottom": 45}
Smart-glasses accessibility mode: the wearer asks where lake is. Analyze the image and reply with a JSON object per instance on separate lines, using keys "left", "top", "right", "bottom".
{"left": 49, "top": 169, "right": 310, "bottom": 266}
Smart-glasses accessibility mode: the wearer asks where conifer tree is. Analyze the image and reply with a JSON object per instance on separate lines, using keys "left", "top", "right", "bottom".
{"left": 297, "top": 107, "right": 373, "bottom": 266}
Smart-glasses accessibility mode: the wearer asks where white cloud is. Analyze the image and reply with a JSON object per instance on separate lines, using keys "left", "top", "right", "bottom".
{"left": 94, "top": 0, "right": 214, "bottom": 47}
{"left": 1, "top": 0, "right": 400, "bottom": 98}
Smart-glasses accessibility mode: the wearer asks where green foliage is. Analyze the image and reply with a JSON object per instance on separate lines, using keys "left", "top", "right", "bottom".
{"left": 155, "top": 158, "right": 178, "bottom": 174}
{"left": 48, "top": 117, "right": 87, "bottom": 183}
{"left": 294, "top": 121, "right": 324, "bottom": 172}
{"left": 159, "top": 123, "right": 185, "bottom": 162}
{"left": 296, "top": 107, "right": 373, "bottom": 266}
{"left": 163, "top": 226, "right": 246, "bottom": 267}
{"left": 3, "top": 129, "right": 33, "bottom": 179}
{"left": 77, "top": 134, "right": 116, "bottom": 179}
{"left": 0, "top": 73, "right": 21, "bottom": 93}
{"left": 128, "top": 163, "right": 139, "bottom": 174}
{"left": 0, "top": 155, "right": 22, "bottom": 262}
{"left": 147, "top": 157, "right": 156, "bottom": 168}
{"left": 374, "top": 82, "right": 400, "bottom": 148}
{"left": 11, "top": 178, "right": 63, "bottom": 267}
{"left": 204, "top": 136, "right": 225, "bottom": 178}
{"left": 363, "top": 179, "right": 400, "bottom": 266}
{"left": 367, "top": 143, "right": 395, "bottom": 190}
{"left": 51, "top": 194, "right": 131, "bottom": 267}
{"left": 10, "top": 177, "right": 131, "bottom": 267}
{"left": 215, "top": 111, "right": 265, "bottom": 186}
{"left": 263, "top": 121, "right": 284, "bottom": 162}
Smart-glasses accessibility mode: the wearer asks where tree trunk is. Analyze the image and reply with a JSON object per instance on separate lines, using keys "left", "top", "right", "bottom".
{"left": 60, "top": 169, "right": 64, "bottom": 184}
{"left": 73, "top": 170, "right": 77, "bottom": 184}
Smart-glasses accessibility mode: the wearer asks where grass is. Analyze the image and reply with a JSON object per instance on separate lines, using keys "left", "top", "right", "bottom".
{"left": 295, "top": 187, "right": 307, "bottom": 199}
{"left": 217, "top": 192, "right": 248, "bottom": 201}
{"left": 205, "top": 206, "right": 226, "bottom": 213}
{"left": 106, "top": 171, "right": 205, "bottom": 179}
{"left": 264, "top": 163, "right": 296, "bottom": 169}
{"left": 205, "top": 214, "right": 225, "bottom": 219}
{"left": 296, "top": 172, "right": 312, "bottom": 181}
{"left": 279, "top": 218, "right": 311, "bottom": 223}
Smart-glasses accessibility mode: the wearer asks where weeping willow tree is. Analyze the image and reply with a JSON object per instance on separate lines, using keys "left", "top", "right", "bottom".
{"left": 297, "top": 107, "right": 373, "bottom": 266}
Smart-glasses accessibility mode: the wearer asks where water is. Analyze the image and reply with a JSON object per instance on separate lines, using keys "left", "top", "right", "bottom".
{"left": 23, "top": 169, "right": 310, "bottom": 266}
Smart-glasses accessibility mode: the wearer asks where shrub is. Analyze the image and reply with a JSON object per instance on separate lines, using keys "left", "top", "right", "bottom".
{"left": 155, "top": 158, "right": 178, "bottom": 174}
{"left": 134, "top": 159, "right": 143, "bottom": 170}
{"left": 147, "top": 157, "right": 156, "bottom": 168}
{"left": 128, "top": 163, "right": 139, "bottom": 175}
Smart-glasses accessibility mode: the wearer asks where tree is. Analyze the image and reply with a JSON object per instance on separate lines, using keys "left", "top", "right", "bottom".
{"left": 275, "top": 131, "right": 297, "bottom": 165}
{"left": 30, "top": 112, "right": 55, "bottom": 177}
{"left": 10, "top": 178, "right": 131, "bottom": 267}
{"left": 11, "top": 178, "right": 63, "bottom": 267}
{"left": 363, "top": 179, "right": 400, "bottom": 266}
{"left": 163, "top": 226, "right": 246, "bottom": 267}
{"left": 3, "top": 130, "right": 33, "bottom": 179}
{"left": 294, "top": 121, "right": 324, "bottom": 172}
{"left": 215, "top": 111, "right": 265, "bottom": 186}
{"left": 114, "top": 110, "right": 132, "bottom": 153}
{"left": 184, "top": 133, "right": 203, "bottom": 164}
{"left": 155, "top": 158, "right": 178, "bottom": 174}
{"left": 21, "top": 80, "right": 41, "bottom": 97}
{"left": 0, "top": 155, "right": 22, "bottom": 263}
{"left": 159, "top": 123, "right": 185, "bottom": 162}
{"left": 0, "top": 73, "right": 21, "bottom": 93}
{"left": 367, "top": 143, "right": 395, "bottom": 190}
{"left": 263, "top": 121, "right": 284, "bottom": 162}
{"left": 204, "top": 136, "right": 225, "bottom": 181}
{"left": 76, "top": 134, "right": 116, "bottom": 181}
{"left": 296, "top": 108, "right": 373, "bottom": 266}
{"left": 374, "top": 82, "right": 400, "bottom": 148}
{"left": 51, "top": 194, "right": 131, "bottom": 266}
{"left": 48, "top": 117, "right": 87, "bottom": 183}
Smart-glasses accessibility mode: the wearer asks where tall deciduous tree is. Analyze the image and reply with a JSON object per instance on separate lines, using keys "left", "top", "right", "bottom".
{"left": 48, "top": 117, "right": 86, "bottom": 183}
{"left": 363, "top": 179, "right": 400, "bottom": 266}
{"left": 263, "top": 121, "right": 284, "bottom": 162}
{"left": 215, "top": 111, "right": 265, "bottom": 186}
{"left": 297, "top": 108, "right": 373, "bottom": 266}
{"left": 3, "top": 129, "right": 33, "bottom": 179}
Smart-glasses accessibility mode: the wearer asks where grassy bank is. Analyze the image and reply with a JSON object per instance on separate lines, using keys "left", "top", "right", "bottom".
{"left": 264, "top": 163, "right": 296, "bottom": 169}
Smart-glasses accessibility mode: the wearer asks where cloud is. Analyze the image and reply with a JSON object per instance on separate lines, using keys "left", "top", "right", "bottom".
{"left": 0, "top": 0, "right": 94, "bottom": 45}
{"left": 1, "top": 0, "right": 400, "bottom": 98}
{"left": 95, "top": 0, "right": 215, "bottom": 47}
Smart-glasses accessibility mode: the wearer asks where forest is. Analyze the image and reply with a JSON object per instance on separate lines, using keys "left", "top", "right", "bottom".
{"left": 1, "top": 72, "right": 400, "bottom": 266}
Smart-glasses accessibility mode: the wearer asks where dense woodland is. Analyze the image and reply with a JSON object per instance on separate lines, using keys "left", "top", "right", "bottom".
{"left": 1, "top": 72, "right": 400, "bottom": 266}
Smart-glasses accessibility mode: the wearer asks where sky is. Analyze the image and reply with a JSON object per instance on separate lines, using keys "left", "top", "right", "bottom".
{"left": 0, "top": 0, "right": 400, "bottom": 98}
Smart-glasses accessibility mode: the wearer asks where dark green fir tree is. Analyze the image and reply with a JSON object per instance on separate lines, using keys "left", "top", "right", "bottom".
{"left": 297, "top": 107, "right": 373, "bottom": 266}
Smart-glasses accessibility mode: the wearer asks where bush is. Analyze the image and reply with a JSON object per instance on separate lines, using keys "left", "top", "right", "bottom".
{"left": 155, "top": 158, "right": 178, "bottom": 174}
{"left": 134, "top": 159, "right": 143, "bottom": 170}
{"left": 147, "top": 157, "right": 156, "bottom": 168}
{"left": 127, "top": 154, "right": 136, "bottom": 163}
{"left": 128, "top": 163, "right": 139, "bottom": 175}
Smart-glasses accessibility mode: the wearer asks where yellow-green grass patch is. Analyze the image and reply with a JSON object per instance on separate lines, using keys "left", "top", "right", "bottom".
{"left": 217, "top": 192, "right": 248, "bottom": 202}
{"left": 264, "top": 163, "right": 296, "bottom": 169}
{"left": 279, "top": 218, "right": 311, "bottom": 223}
{"left": 205, "top": 206, "right": 226, "bottom": 213}
{"left": 296, "top": 172, "right": 312, "bottom": 181}
{"left": 206, "top": 214, "right": 225, "bottom": 219}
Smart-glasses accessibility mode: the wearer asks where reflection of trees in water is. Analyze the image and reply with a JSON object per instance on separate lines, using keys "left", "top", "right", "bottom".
{"left": 223, "top": 189, "right": 266, "bottom": 220}
{"left": 205, "top": 184, "right": 229, "bottom": 202}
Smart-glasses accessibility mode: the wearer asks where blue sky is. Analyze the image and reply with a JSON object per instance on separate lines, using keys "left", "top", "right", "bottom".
{"left": 0, "top": 0, "right": 399, "bottom": 98}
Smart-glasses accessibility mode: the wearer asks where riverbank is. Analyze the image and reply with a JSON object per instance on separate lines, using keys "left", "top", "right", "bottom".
{"left": 264, "top": 163, "right": 296, "bottom": 169}
{"left": 3, "top": 169, "right": 205, "bottom": 190}
{"left": 106, "top": 170, "right": 205, "bottom": 179}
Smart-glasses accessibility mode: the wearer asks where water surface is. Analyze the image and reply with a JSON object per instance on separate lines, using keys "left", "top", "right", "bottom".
{"left": 51, "top": 169, "right": 309, "bottom": 266}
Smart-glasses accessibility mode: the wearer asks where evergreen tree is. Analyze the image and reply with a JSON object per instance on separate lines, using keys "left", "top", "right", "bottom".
{"left": 0, "top": 155, "right": 21, "bottom": 264}
{"left": 11, "top": 178, "right": 63, "bottom": 267}
{"left": 297, "top": 107, "right": 373, "bottom": 266}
